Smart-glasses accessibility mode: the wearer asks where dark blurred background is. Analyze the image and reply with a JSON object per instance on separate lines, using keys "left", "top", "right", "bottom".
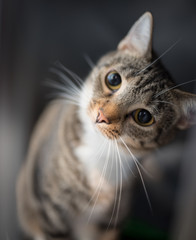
{"left": 1, "top": 0, "right": 196, "bottom": 239}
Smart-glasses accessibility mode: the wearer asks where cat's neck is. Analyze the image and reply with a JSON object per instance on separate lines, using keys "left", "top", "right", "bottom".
{"left": 75, "top": 104, "right": 135, "bottom": 186}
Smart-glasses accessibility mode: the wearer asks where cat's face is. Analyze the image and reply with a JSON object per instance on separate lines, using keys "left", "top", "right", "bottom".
{"left": 81, "top": 12, "right": 196, "bottom": 155}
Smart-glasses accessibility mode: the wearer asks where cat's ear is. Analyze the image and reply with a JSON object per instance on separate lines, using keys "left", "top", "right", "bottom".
{"left": 174, "top": 89, "right": 196, "bottom": 129}
{"left": 118, "top": 12, "right": 153, "bottom": 58}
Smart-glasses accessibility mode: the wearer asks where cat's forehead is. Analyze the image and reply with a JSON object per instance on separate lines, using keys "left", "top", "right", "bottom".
{"left": 98, "top": 51, "right": 148, "bottom": 73}
{"left": 97, "top": 51, "right": 174, "bottom": 92}
{"left": 97, "top": 51, "right": 161, "bottom": 82}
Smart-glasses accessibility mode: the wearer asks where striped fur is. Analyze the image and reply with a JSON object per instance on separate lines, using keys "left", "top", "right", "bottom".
{"left": 17, "top": 12, "right": 196, "bottom": 240}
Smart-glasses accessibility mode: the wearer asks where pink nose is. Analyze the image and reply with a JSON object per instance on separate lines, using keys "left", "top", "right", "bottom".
{"left": 96, "top": 109, "right": 110, "bottom": 124}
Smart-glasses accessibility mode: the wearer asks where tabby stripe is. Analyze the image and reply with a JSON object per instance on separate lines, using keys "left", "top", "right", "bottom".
{"left": 136, "top": 76, "right": 155, "bottom": 91}
{"left": 140, "top": 85, "right": 158, "bottom": 95}
{"left": 154, "top": 128, "right": 163, "bottom": 144}
{"left": 41, "top": 193, "right": 71, "bottom": 231}
{"left": 137, "top": 72, "right": 167, "bottom": 91}
{"left": 40, "top": 208, "right": 56, "bottom": 231}
{"left": 125, "top": 70, "right": 139, "bottom": 79}
{"left": 134, "top": 76, "right": 144, "bottom": 86}
{"left": 135, "top": 68, "right": 154, "bottom": 86}
{"left": 46, "top": 230, "right": 69, "bottom": 239}
{"left": 32, "top": 155, "right": 42, "bottom": 201}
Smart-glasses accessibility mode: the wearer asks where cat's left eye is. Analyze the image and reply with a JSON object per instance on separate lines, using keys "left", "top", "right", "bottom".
{"left": 132, "top": 109, "right": 155, "bottom": 126}
{"left": 105, "top": 71, "right": 122, "bottom": 91}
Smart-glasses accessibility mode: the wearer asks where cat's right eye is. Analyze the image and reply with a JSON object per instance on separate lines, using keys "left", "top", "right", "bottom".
{"left": 105, "top": 71, "right": 122, "bottom": 91}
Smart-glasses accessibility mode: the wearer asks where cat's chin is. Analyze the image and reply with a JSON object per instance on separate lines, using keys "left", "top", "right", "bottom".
{"left": 95, "top": 124, "right": 120, "bottom": 140}
{"left": 96, "top": 127, "right": 153, "bottom": 158}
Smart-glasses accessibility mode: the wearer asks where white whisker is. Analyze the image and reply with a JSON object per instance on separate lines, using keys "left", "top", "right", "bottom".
{"left": 86, "top": 140, "right": 111, "bottom": 224}
{"left": 49, "top": 68, "right": 82, "bottom": 95}
{"left": 54, "top": 61, "right": 84, "bottom": 86}
{"left": 83, "top": 53, "right": 96, "bottom": 70}
{"left": 48, "top": 96, "right": 81, "bottom": 106}
{"left": 114, "top": 139, "right": 123, "bottom": 227}
{"left": 155, "top": 79, "right": 196, "bottom": 98}
{"left": 107, "top": 140, "right": 119, "bottom": 229}
{"left": 46, "top": 82, "right": 81, "bottom": 106}
{"left": 83, "top": 139, "right": 108, "bottom": 212}
{"left": 44, "top": 79, "right": 69, "bottom": 91}
{"left": 118, "top": 145, "right": 136, "bottom": 178}
{"left": 44, "top": 77, "right": 81, "bottom": 99}
{"left": 151, "top": 105, "right": 159, "bottom": 114}
{"left": 136, "top": 39, "right": 181, "bottom": 75}
{"left": 119, "top": 138, "right": 153, "bottom": 179}
{"left": 154, "top": 100, "right": 178, "bottom": 107}
{"left": 119, "top": 137, "right": 153, "bottom": 212}
{"left": 49, "top": 62, "right": 91, "bottom": 103}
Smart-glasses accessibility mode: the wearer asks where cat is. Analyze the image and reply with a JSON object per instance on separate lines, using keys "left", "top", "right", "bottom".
{"left": 17, "top": 12, "right": 196, "bottom": 240}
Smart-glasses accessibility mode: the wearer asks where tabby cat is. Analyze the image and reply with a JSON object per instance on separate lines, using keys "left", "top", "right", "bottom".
{"left": 17, "top": 12, "right": 196, "bottom": 240}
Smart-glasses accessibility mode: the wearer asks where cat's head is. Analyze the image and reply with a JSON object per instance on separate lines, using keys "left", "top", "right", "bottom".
{"left": 80, "top": 12, "right": 196, "bottom": 155}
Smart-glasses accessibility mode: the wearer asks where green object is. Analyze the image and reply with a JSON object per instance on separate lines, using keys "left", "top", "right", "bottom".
{"left": 122, "top": 218, "right": 169, "bottom": 240}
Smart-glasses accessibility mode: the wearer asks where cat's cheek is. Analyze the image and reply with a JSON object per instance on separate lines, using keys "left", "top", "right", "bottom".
{"left": 87, "top": 104, "right": 98, "bottom": 125}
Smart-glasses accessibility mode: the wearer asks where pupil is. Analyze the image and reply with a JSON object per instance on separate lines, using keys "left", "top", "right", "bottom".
{"left": 108, "top": 73, "right": 121, "bottom": 86}
{"left": 138, "top": 110, "right": 152, "bottom": 123}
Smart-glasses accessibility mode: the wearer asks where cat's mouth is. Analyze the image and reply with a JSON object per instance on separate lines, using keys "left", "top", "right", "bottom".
{"left": 96, "top": 123, "right": 120, "bottom": 139}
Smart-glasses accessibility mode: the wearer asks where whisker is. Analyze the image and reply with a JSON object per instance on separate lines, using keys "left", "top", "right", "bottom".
{"left": 151, "top": 105, "right": 160, "bottom": 114}
{"left": 119, "top": 137, "right": 153, "bottom": 212}
{"left": 155, "top": 79, "right": 196, "bottom": 98}
{"left": 52, "top": 62, "right": 92, "bottom": 103}
{"left": 136, "top": 39, "right": 181, "bottom": 75}
{"left": 107, "top": 140, "right": 119, "bottom": 229}
{"left": 117, "top": 144, "right": 136, "bottom": 178}
{"left": 44, "top": 80, "right": 82, "bottom": 105}
{"left": 46, "top": 92, "right": 78, "bottom": 101}
{"left": 87, "top": 142, "right": 110, "bottom": 224}
{"left": 117, "top": 153, "right": 128, "bottom": 180}
{"left": 83, "top": 53, "right": 96, "bottom": 70}
{"left": 44, "top": 76, "right": 81, "bottom": 96}
{"left": 49, "top": 68, "right": 82, "bottom": 95}
{"left": 119, "top": 138, "right": 153, "bottom": 179}
{"left": 54, "top": 61, "right": 84, "bottom": 87}
{"left": 83, "top": 139, "right": 108, "bottom": 211}
{"left": 44, "top": 79, "right": 79, "bottom": 96}
{"left": 107, "top": 140, "right": 115, "bottom": 182}
{"left": 46, "top": 94, "right": 81, "bottom": 106}
{"left": 86, "top": 140, "right": 110, "bottom": 223}
{"left": 154, "top": 100, "right": 178, "bottom": 107}
{"left": 52, "top": 61, "right": 92, "bottom": 103}
{"left": 114, "top": 139, "right": 123, "bottom": 227}
{"left": 44, "top": 79, "right": 68, "bottom": 91}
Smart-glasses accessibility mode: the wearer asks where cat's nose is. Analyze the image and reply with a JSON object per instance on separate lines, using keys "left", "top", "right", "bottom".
{"left": 96, "top": 109, "right": 110, "bottom": 124}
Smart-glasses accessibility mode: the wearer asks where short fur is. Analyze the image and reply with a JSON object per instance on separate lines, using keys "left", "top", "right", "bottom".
{"left": 17, "top": 12, "right": 196, "bottom": 240}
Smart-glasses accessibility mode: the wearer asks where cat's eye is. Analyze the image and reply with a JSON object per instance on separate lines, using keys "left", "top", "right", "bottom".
{"left": 132, "top": 109, "right": 155, "bottom": 126}
{"left": 105, "top": 71, "right": 122, "bottom": 91}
